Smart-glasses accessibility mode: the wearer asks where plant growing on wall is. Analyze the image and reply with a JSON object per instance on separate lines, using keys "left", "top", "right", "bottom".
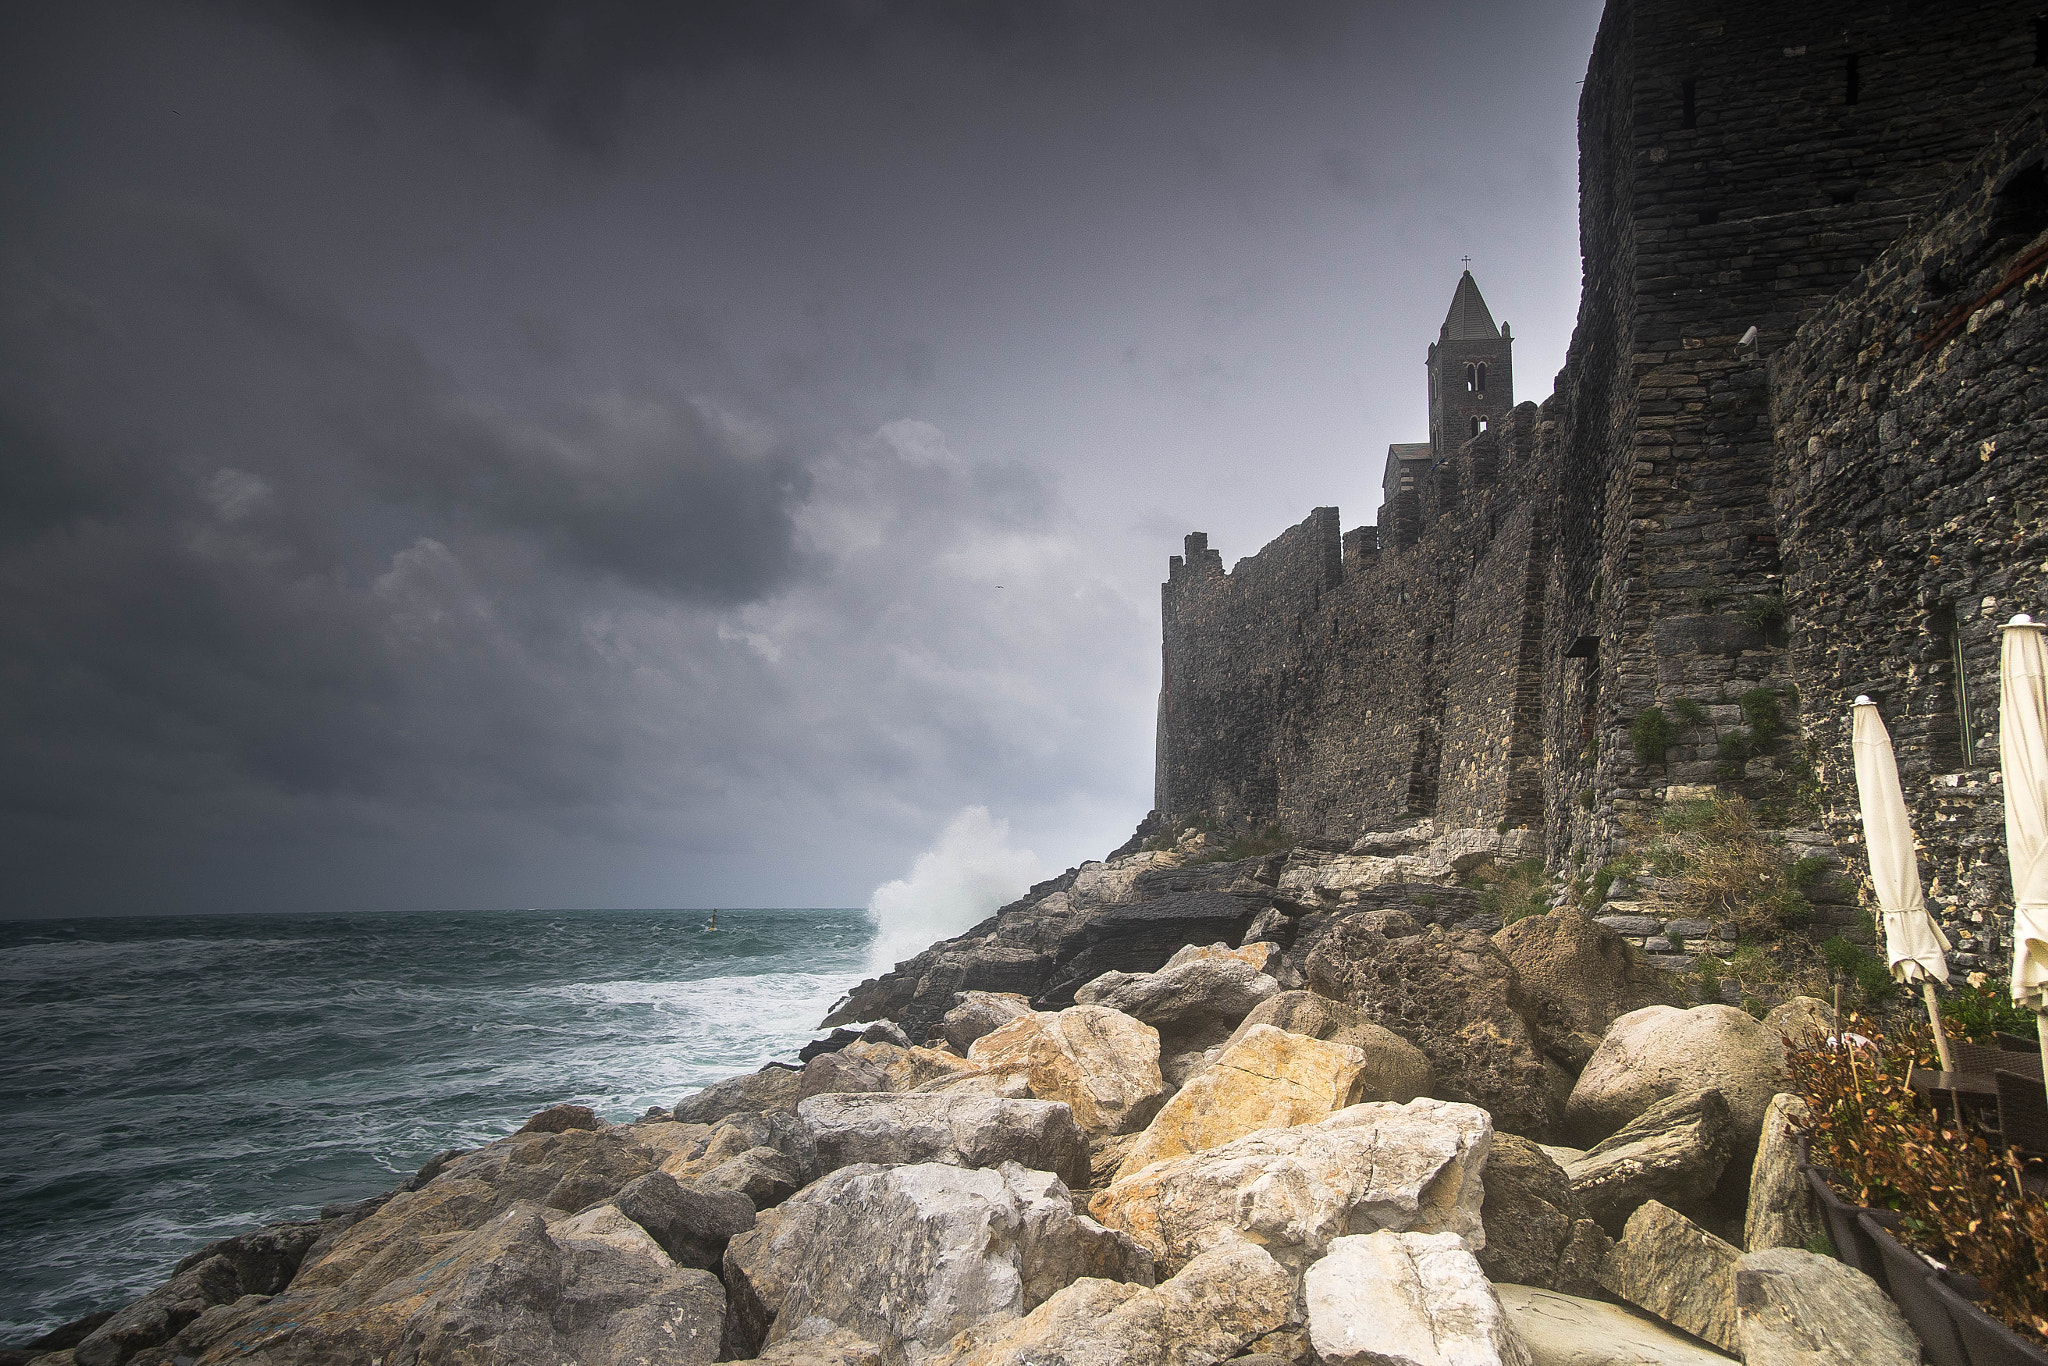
{"left": 1629, "top": 706, "right": 1671, "bottom": 765}
{"left": 1642, "top": 795, "right": 1813, "bottom": 935}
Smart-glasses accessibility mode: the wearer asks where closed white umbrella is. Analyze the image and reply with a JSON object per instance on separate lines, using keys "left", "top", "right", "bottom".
{"left": 1999, "top": 613, "right": 2048, "bottom": 1086}
{"left": 1852, "top": 697, "right": 1954, "bottom": 1070}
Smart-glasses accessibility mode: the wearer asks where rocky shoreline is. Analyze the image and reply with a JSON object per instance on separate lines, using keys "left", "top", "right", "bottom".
{"left": 8, "top": 826, "right": 1923, "bottom": 1366}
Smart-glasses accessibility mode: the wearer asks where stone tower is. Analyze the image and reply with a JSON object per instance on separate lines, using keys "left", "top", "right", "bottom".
{"left": 1425, "top": 271, "right": 1513, "bottom": 456}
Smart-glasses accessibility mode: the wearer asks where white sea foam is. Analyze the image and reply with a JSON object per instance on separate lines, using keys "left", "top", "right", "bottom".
{"left": 864, "top": 806, "right": 1043, "bottom": 974}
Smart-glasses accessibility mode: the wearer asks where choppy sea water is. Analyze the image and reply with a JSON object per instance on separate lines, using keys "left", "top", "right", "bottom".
{"left": 0, "top": 907, "right": 872, "bottom": 1343}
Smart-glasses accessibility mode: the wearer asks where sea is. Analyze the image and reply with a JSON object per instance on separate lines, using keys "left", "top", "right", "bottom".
{"left": 0, "top": 907, "right": 875, "bottom": 1344}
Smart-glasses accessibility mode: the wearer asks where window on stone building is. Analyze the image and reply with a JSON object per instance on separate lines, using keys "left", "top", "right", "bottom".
{"left": 2035, "top": 16, "right": 2047, "bottom": 68}
{"left": 1464, "top": 364, "right": 1476, "bottom": 393}
{"left": 1844, "top": 54, "right": 1861, "bottom": 105}
{"left": 1476, "top": 363, "right": 1488, "bottom": 394}
{"left": 1992, "top": 160, "right": 2048, "bottom": 243}
{"left": 1681, "top": 78, "right": 1697, "bottom": 129}
{"left": 1470, "top": 416, "right": 1481, "bottom": 437}
{"left": 1931, "top": 605, "right": 1977, "bottom": 768}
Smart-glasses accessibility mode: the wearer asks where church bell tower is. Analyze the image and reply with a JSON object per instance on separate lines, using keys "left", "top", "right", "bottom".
{"left": 1426, "top": 270, "right": 1513, "bottom": 456}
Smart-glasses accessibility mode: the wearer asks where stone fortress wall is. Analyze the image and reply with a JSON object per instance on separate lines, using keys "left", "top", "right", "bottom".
{"left": 1156, "top": 0, "right": 2048, "bottom": 966}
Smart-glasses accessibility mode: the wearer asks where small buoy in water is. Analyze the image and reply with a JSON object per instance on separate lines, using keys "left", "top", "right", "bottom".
{"left": 703, "top": 909, "right": 718, "bottom": 932}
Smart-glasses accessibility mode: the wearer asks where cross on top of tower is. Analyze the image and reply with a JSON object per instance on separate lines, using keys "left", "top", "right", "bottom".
{"left": 1461, "top": 255, "right": 1472, "bottom": 267}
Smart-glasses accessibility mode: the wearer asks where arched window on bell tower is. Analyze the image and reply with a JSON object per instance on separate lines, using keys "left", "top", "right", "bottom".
{"left": 1476, "top": 363, "right": 1487, "bottom": 395}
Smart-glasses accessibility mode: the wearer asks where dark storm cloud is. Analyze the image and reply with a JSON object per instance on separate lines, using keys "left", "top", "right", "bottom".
{"left": 268, "top": 0, "right": 1366, "bottom": 150}
{"left": 0, "top": 0, "right": 1601, "bottom": 914}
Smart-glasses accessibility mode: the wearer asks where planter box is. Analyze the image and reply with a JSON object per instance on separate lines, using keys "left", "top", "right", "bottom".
{"left": 1803, "top": 1164, "right": 1895, "bottom": 1281}
{"left": 1928, "top": 1274, "right": 2048, "bottom": 1366}
{"left": 1859, "top": 1212, "right": 1969, "bottom": 1366}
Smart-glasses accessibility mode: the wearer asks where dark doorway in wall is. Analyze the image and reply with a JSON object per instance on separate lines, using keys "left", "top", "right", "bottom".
{"left": 1681, "top": 78, "right": 1698, "bottom": 128}
{"left": 1844, "top": 54, "right": 1861, "bottom": 105}
{"left": 1992, "top": 160, "right": 2048, "bottom": 243}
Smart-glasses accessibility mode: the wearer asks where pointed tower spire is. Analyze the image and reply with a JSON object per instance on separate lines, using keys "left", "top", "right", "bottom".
{"left": 1440, "top": 270, "right": 1500, "bottom": 341}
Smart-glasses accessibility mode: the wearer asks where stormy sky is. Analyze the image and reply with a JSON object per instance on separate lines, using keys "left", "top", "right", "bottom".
{"left": 0, "top": 0, "right": 1602, "bottom": 917}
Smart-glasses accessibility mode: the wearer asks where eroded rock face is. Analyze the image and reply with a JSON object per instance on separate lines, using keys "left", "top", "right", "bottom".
{"left": 1304, "top": 912, "right": 1556, "bottom": 1137}
{"left": 1598, "top": 1200, "right": 1741, "bottom": 1353}
{"left": 1162, "top": 941, "right": 1279, "bottom": 973}
{"left": 1113, "top": 1024, "right": 1369, "bottom": 1181}
{"left": 748, "top": 1162, "right": 1153, "bottom": 1366}
{"left": 1733, "top": 1247, "right": 1919, "bottom": 1366}
{"left": 1473, "top": 1133, "right": 1611, "bottom": 1296}
{"left": 1221, "top": 990, "right": 1434, "bottom": 1103}
{"left": 796, "top": 1041, "right": 984, "bottom": 1102}
{"left": 1760, "top": 996, "right": 1831, "bottom": 1052}
{"left": 1304, "top": 1231, "right": 1531, "bottom": 1366}
{"left": 1493, "top": 1284, "right": 1736, "bottom": 1366}
{"left": 1088, "top": 1097, "right": 1490, "bottom": 1274}
{"left": 797, "top": 1092, "right": 1090, "bottom": 1190}
{"left": 962, "top": 1006, "right": 1164, "bottom": 1137}
{"left": 1564, "top": 1088, "right": 1734, "bottom": 1234}
{"left": 1493, "top": 909, "right": 1682, "bottom": 1070}
{"left": 674, "top": 1065, "right": 807, "bottom": 1124}
{"left": 924, "top": 1232, "right": 1296, "bottom": 1366}
{"left": 610, "top": 1171, "right": 756, "bottom": 1270}
{"left": 1745, "top": 1093, "right": 1819, "bottom": 1253}
{"left": 937, "top": 992, "right": 1035, "bottom": 1054}
{"left": 1565, "top": 1005, "right": 1785, "bottom": 1150}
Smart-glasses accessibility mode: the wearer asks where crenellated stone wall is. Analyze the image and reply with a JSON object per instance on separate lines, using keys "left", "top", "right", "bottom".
{"left": 1153, "top": 0, "right": 2048, "bottom": 969}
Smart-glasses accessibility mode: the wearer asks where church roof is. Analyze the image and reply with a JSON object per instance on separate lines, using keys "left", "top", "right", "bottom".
{"left": 1387, "top": 443, "right": 1433, "bottom": 463}
{"left": 1439, "top": 271, "right": 1499, "bottom": 340}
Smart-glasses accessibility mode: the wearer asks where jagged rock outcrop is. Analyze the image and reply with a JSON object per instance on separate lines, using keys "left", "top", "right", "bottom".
{"left": 1492, "top": 1284, "right": 1737, "bottom": 1366}
{"left": 1088, "top": 1097, "right": 1490, "bottom": 1274}
{"left": 1745, "top": 1093, "right": 1819, "bottom": 1253}
{"left": 1304, "top": 909, "right": 1557, "bottom": 1137}
{"left": 1733, "top": 1247, "right": 1920, "bottom": 1366}
{"left": 673, "top": 1064, "right": 806, "bottom": 1125}
{"left": 936, "top": 992, "right": 1035, "bottom": 1054}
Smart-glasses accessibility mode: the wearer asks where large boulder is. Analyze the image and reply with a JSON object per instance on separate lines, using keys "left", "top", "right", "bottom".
{"left": 738, "top": 1162, "right": 1152, "bottom": 1366}
{"left": 1565, "top": 1005, "right": 1785, "bottom": 1150}
{"left": 1113, "top": 1024, "right": 1369, "bottom": 1181}
{"left": 1760, "top": 996, "right": 1831, "bottom": 1051}
{"left": 1597, "top": 1200, "right": 1740, "bottom": 1354}
{"left": 1473, "top": 1133, "right": 1612, "bottom": 1296}
{"left": 674, "top": 1065, "right": 805, "bottom": 1124}
{"left": 1733, "top": 1247, "right": 1919, "bottom": 1366}
{"left": 1222, "top": 991, "right": 1434, "bottom": 1102}
{"left": 1073, "top": 957, "right": 1280, "bottom": 1054}
{"left": 1305, "top": 911, "right": 1557, "bottom": 1137}
{"left": 937, "top": 992, "right": 1035, "bottom": 1054}
{"left": 1088, "top": 1097, "right": 1490, "bottom": 1274}
{"left": 1564, "top": 1088, "right": 1734, "bottom": 1234}
{"left": 1304, "top": 1231, "right": 1531, "bottom": 1366}
{"left": 1492, "top": 1284, "right": 1737, "bottom": 1365}
{"left": 796, "top": 1092, "right": 1090, "bottom": 1190}
{"left": 1745, "top": 1093, "right": 1819, "bottom": 1253}
{"left": 962, "top": 1006, "right": 1165, "bottom": 1136}
{"left": 925, "top": 1232, "right": 1296, "bottom": 1366}
{"left": 1493, "top": 909, "right": 1682, "bottom": 1070}
{"left": 611, "top": 1172, "right": 756, "bottom": 1270}
{"left": 180, "top": 1201, "right": 727, "bottom": 1366}
{"left": 1162, "top": 941, "right": 1280, "bottom": 972}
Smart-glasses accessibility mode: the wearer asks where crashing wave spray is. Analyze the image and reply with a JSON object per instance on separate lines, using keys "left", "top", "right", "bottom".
{"left": 865, "top": 806, "right": 1043, "bottom": 974}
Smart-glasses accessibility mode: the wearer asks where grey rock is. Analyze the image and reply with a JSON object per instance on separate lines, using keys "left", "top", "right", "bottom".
{"left": 936, "top": 991, "right": 1034, "bottom": 1054}
{"left": 75, "top": 1256, "right": 240, "bottom": 1366}
{"left": 1597, "top": 1200, "right": 1740, "bottom": 1353}
{"left": 1073, "top": 956, "right": 1280, "bottom": 1054}
{"left": 1594, "top": 915, "right": 1664, "bottom": 937}
{"left": 1744, "top": 1093, "right": 1818, "bottom": 1252}
{"left": 1305, "top": 912, "right": 1557, "bottom": 1137}
{"left": 737, "top": 1327, "right": 884, "bottom": 1366}
{"left": 611, "top": 1171, "right": 756, "bottom": 1269}
{"left": 1566, "top": 1005, "right": 1787, "bottom": 1154}
{"left": 1735, "top": 1247, "right": 1919, "bottom": 1366}
{"left": 1475, "top": 1133, "right": 1612, "bottom": 1296}
{"left": 519, "top": 1102, "right": 605, "bottom": 1133}
{"left": 797, "top": 1092, "right": 1090, "bottom": 1190}
{"left": 751, "top": 1162, "right": 1152, "bottom": 1366}
{"left": 1305, "top": 1231, "right": 1531, "bottom": 1366}
{"left": 1493, "top": 1283, "right": 1737, "bottom": 1365}
{"left": 1494, "top": 909, "right": 1682, "bottom": 1072}
{"left": 1566, "top": 1088, "right": 1734, "bottom": 1234}
{"left": 674, "top": 1065, "right": 806, "bottom": 1124}
{"left": 700, "top": 1146, "right": 804, "bottom": 1210}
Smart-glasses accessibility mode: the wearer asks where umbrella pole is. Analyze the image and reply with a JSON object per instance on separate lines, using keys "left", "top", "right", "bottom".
{"left": 2040, "top": 1013, "right": 2047, "bottom": 1106}
{"left": 1922, "top": 981, "right": 1955, "bottom": 1072}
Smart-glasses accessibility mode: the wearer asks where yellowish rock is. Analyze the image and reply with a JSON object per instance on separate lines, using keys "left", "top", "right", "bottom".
{"left": 1163, "top": 941, "right": 1280, "bottom": 973}
{"left": 1114, "top": 1023, "right": 1368, "bottom": 1181}
{"left": 965, "top": 1005, "right": 1165, "bottom": 1136}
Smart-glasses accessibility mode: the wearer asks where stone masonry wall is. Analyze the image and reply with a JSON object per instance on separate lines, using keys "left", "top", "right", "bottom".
{"left": 1771, "top": 97, "right": 2048, "bottom": 969}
